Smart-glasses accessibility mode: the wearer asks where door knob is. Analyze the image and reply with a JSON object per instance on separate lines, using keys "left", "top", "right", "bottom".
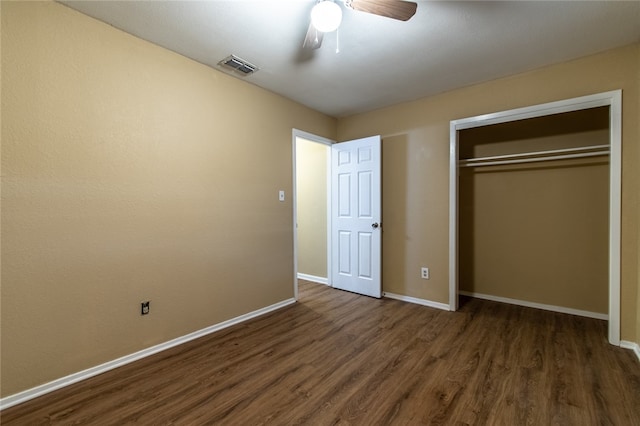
{"left": 371, "top": 222, "right": 380, "bottom": 229}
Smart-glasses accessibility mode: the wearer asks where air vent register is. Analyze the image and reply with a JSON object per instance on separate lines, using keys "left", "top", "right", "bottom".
{"left": 218, "top": 54, "right": 258, "bottom": 76}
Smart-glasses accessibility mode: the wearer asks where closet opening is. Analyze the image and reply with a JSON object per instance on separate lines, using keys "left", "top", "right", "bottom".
{"left": 449, "top": 91, "right": 622, "bottom": 345}
{"left": 459, "top": 107, "right": 609, "bottom": 316}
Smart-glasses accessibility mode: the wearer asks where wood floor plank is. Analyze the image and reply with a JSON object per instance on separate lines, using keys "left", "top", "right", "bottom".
{"left": 2, "top": 281, "right": 639, "bottom": 425}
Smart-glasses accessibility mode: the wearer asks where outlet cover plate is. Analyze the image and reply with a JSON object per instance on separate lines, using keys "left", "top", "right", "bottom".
{"left": 421, "top": 267, "right": 430, "bottom": 280}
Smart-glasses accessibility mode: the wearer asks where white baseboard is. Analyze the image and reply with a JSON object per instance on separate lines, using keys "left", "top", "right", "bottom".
{"left": 383, "top": 292, "right": 450, "bottom": 311}
{"left": 0, "top": 298, "right": 296, "bottom": 411}
{"left": 458, "top": 291, "right": 608, "bottom": 321}
{"left": 297, "top": 273, "right": 328, "bottom": 285}
{"left": 620, "top": 341, "right": 640, "bottom": 362}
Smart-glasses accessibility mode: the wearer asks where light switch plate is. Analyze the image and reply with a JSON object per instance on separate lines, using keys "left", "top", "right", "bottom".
{"left": 279, "top": 190, "right": 285, "bottom": 202}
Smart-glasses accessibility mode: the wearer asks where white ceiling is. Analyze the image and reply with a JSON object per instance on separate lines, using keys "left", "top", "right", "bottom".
{"left": 59, "top": 1, "right": 640, "bottom": 118}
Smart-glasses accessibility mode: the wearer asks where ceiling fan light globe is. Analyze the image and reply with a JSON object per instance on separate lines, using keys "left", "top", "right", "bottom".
{"left": 311, "top": 1, "right": 342, "bottom": 33}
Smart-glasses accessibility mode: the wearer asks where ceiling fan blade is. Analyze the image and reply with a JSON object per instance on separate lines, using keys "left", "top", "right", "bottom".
{"left": 347, "top": 0, "right": 417, "bottom": 21}
{"left": 302, "top": 22, "right": 323, "bottom": 50}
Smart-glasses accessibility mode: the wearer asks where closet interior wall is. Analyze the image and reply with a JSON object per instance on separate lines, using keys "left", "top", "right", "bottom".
{"left": 458, "top": 107, "right": 610, "bottom": 316}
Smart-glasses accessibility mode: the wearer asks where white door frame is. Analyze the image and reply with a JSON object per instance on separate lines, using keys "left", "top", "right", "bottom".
{"left": 292, "top": 129, "right": 334, "bottom": 300}
{"left": 449, "top": 90, "right": 622, "bottom": 345}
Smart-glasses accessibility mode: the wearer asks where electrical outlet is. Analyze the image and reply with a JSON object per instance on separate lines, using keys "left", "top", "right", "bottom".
{"left": 421, "top": 267, "right": 430, "bottom": 280}
{"left": 141, "top": 301, "right": 150, "bottom": 315}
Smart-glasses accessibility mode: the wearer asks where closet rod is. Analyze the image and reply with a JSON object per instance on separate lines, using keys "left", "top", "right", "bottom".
{"left": 458, "top": 150, "right": 609, "bottom": 168}
{"left": 459, "top": 144, "right": 609, "bottom": 165}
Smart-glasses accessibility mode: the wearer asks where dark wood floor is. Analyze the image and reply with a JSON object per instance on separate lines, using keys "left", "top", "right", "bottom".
{"left": 3, "top": 280, "right": 640, "bottom": 425}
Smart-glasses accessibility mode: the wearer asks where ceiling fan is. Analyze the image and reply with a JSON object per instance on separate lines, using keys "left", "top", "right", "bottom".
{"left": 302, "top": 0, "right": 418, "bottom": 50}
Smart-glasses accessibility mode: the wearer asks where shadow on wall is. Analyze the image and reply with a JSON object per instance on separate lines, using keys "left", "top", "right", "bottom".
{"left": 381, "top": 134, "right": 409, "bottom": 294}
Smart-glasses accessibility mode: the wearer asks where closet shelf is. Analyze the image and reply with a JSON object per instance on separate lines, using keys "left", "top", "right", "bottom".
{"left": 459, "top": 144, "right": 609, "bottom": 168}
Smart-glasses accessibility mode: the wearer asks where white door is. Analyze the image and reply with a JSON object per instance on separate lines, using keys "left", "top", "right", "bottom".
{"left": 331, "top": 135, "right": 382, "bottom": 298}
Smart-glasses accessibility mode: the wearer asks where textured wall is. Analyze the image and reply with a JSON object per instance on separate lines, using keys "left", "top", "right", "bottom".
{"left": 295, "top": 138, "right": 328, "bottom": 279}
{"left": 1, "top": 1, "right": 335, "bottom": 397}
{"left": 337, "top": 43, "right": 639, "bottom": 341}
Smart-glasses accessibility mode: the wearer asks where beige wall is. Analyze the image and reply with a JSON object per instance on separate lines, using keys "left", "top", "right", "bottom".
{"left": 295, "top": 138, "right": 328, "bottom": 279}
{"left": 337, "top": 43, "right": 639, "bottom": 341}
{"left": 458, "top": 108, "right": 610, "bottom": 313}
{"left": 1, "top": 1, "right": 335, "bottom": 397}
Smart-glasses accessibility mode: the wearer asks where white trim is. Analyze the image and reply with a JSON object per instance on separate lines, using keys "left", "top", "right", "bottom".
{"left": 0, "top": 298, "right": 296, "bottom": 411}
{"left": 297, "top": 273, "right": 329, "bottom": 285}
{"left": 326, "top": 142, "right": 332, "bottom": 287}
{"left": 452, "top": 93, "right": 617, "bottom": 130}
{"left": 620, "top": 341, "right": 640, "bottom": 362}
{"left": 607, "top": 90, "right": 622, "bottom": 345}
{"left": 459, "top": 291, "right": 608, "bottom": 320}
{"left": 292, "top": 129, "right": 335, "bottom": 300}
{"left": 449, "top": 90, "right": 622, "bottom": 345}
{"left": 383, "top": 292, "right": 450, "bottom": 311}
{"left": 292, "top": 132, "right": 299, "bottom": 300}
{"left": 449, "top": 122, "right": 458, "bottom": 311}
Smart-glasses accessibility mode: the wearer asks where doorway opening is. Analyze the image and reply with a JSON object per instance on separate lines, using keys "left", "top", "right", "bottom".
{"left": 292, "top": 130, "right": 383, "bottom": 300}
{"left": 292, "top": 130, "right": 333, "bottom": 299}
